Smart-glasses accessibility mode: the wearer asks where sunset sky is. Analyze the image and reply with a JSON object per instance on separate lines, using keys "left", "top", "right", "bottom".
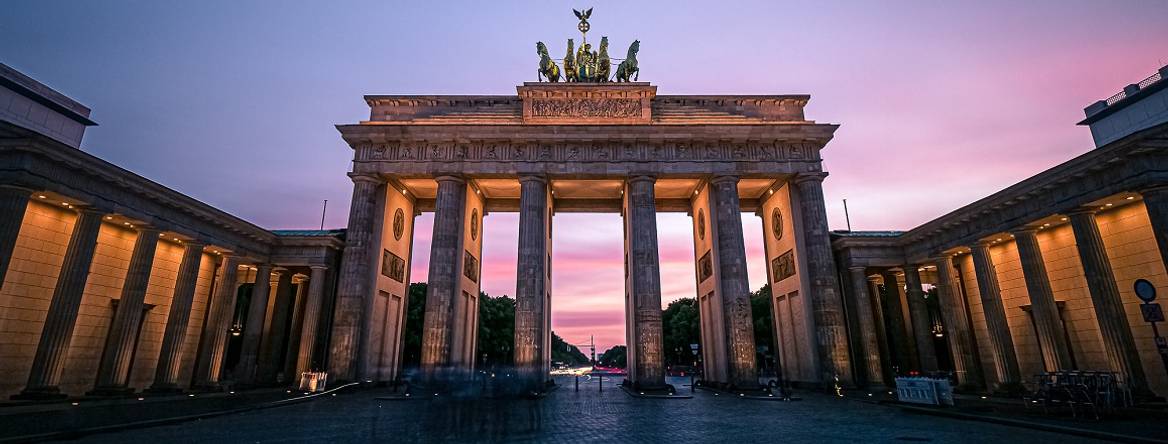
{"left": 3, "top": 0, "right": 1166, "bottom": 352}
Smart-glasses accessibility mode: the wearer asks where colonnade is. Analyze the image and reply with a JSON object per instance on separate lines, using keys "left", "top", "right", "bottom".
{"left": 327, "top": 172, "right": 848, "bottom": 391}
{"left": 0, "top": 187, "right": 332, "bottom": 398}
{"left": 847, "top": 190, "right": 1168, "bottom": 396}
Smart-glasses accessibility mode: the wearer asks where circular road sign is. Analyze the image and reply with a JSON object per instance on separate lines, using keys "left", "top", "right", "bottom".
{"left": 1134, "top": 278, "right": 1157, "bottom": 303}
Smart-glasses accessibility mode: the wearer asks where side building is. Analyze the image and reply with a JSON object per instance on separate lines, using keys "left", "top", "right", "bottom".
{"left": 831, "top": 65, "right": 1168, "bottom": 397}
{"left": 0, "top": 63, "right": 343, "bottom": 399}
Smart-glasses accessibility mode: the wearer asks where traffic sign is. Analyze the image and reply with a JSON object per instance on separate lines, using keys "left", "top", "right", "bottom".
{"left": 1141, "top": 303, "right": 1165, "bottom": 323}
{"left": 1134, "top": 279, "right": 1157, "bottom": 303}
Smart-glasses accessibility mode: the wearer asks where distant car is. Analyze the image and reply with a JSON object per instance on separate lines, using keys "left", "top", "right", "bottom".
{"left": 667, "top": 365, "right": 699, "bottom": 377}
{"left": 591, "top": 365, "right": 627, "bottom": 376}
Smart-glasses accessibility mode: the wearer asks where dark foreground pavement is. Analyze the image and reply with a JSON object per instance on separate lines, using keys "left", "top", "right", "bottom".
{"left": 51, "top": 376, "right": 1120, "bottom": 443}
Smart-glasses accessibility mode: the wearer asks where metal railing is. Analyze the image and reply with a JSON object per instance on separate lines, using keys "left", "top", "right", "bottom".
{"left": 1103, "top": 70, "right": 1164, "bottom": 107}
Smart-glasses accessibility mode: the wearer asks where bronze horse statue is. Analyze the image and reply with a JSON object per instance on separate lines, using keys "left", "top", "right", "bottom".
{"left": 596, "top": 36, "right": 611, "bottom": 82}
{"left": 615, "top": 40, "right": 639, "bottom": 82}
{"left": 536, "top": 41, "right": 561, "bottom": 82}
{"left": 563, "top": 39, "right": 577, "bottom": 82}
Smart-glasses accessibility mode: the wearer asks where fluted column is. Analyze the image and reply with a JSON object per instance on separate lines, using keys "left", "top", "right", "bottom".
{"left": 625, "top": 175, "right": 665, "bottom": 389}
{"left": 514, "top": 175, "right": 551, "bottom": 390}
{"left": 1069, "top": 210, "right": 1148, "bottom": 392}
{"left": 867, "top": 276, "right": 894, "bottom": 385}
{"left": 971, "top": 243, "right": 1021, "bottom": 388}
{"left": 880, "top": 270, "right": 913, "bottom": 373}
{"left": 1141, "top": 187, "right": 1168, "bottom": 292}
{"left": 0, "top": 186, "right": 31, "bottom": 290}
{"left": 708, "top": 176, "right": 758, "bottom": 388}
{"left": 793, "top": 173, "right": 853, "bottom": 385}
{"left": 933, "top": 256, "right": 981, "bottom": 387}
{"left": 1013, "top": 229, "right": 1074, "bottom": 371}
{"left": 149, "top": 241, "right": 205, "bottom": 392}
{"left": 328, "top": 173, "right": 384, "bottom": 382}
{"left": 91, "top": 227, "right": 162, "bottom": 394}
{"left": 282, "top": 275, "right": 309, "bottom": 380}
{"left": 193, "top": 255, "right": 241, "bottom": 389}
{"left": 235, "top": 264, "right": 273, "bottom": 385}
{"left": 295, "top": 266, "right": 328, "bottom": 376}
{"left": 847, "top": 267, "right": 884, "bottom": 387}
{"left": 903, "top": 266, "right": 939, "bottom": 372}
{"left": 259, "top": 270, "right": 294, "bottom": 383}
{"left": 16, "top": 207, "right": 104, "bottom": 399}
{"left": 421, "top": 175, "right": 468, "bottom": 377}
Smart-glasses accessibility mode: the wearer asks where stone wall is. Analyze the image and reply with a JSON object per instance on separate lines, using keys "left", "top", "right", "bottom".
{"left": 0, "top": 201, "right": 75, "bottom": 397}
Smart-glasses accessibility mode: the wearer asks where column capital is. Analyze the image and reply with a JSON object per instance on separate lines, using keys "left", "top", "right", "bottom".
{"left": 348, "top": 173, "right": 384, "bottom": 185}
{"left": 793, "top": 172, "right": 829, "bottom": 184}
{"left": 847, "top": 265, "right": 867, "bottom": 272}
{"left": 627, "top": 175, "right": 656, "bottom": 185}
{"left": 0, "top": 185, "right": 35, "bottom": 195}
{"left": 708, "top": 175, "right": 739, "bottom": 185}
{"left": 1138, "top": 185, "right": 1168, "bottom": 196}
{"left": 1010, "top": 227, "right": 1040, "bottom": 237}
{"left": 1066, "top": 207, "right": 1099, "bottom": 217}
{"left": 517, "top": 174, "right": 548, "bottom": 184}
{"left": 309, "top": 264, "right": 328, "bottom": 271}
{"left": 434, "top": 175, "right": 465, "bottom": 184}
{"left": 184, "top": 240, "right": 207, "bottom": 249}
{"left": 134, "top": 226, "right": 164, "bottom": 235}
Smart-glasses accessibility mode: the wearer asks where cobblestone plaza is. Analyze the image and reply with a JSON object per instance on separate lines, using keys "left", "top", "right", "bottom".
{"left": 72, "top": 377, "right": 1106, "bottom": 443}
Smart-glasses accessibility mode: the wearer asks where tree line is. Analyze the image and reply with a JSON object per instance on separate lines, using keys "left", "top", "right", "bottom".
{"left": 399, "top": 282, "right": 778, "bottom": 372}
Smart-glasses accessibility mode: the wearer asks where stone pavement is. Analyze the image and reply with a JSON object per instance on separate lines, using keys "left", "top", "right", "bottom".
{"left": 64, "top": 376, "right": 1114, "bottom": 443}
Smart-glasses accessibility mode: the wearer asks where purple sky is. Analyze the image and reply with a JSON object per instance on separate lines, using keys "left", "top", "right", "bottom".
{"left": 3, "top": 0, "right": 1166, "bottom": 351}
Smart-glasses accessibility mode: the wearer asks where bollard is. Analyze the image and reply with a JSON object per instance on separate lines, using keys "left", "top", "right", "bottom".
{"left": 575, "top": 374, "right": 579, "bottom": 392}
{"left": 599, "top": 375, "right": 603, "bottom": 392}
{"left": 691, "top": 373, "right": 695, "bottom": 393}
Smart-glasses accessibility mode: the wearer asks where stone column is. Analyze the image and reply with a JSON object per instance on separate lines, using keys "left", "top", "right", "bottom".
{"left": 933, "top": 256, "right": 981, "bottom": 388}
{"left": 867, "top": 276, "right": 894, "bottom": 385}
{"left": 847, "top": 267, "right": 885, "bottom": 387}
{"left": 193, "top": 256, "right": 241, "bottom": 389}
{"left": 295, "top": 266, "right": 328, "bottom": 376}
{"left": 1140, "top": 187, "right": 1168, "bottom": 292}
{"left": 903, "top": 266, "right": 939, "bottom": 372}
{"left": 328, "top": 173, "right": 384, "bottom": 382}
{"left": 1069, "top": 210, "right": 1148, "bottom": 392}
{"left": 282, "top": 275, "right": 309, "bottom": 380}
{"left": 421, "top": 175, "right": 468, "bottom": 377}
{"left": 708, "top": 176, "right": 758, "bottom": 388}
{"left": 1013, "top": 229, "right": 1074, "bottom": 371}
{"left": 16, "top": 207, "right": 104, "bottom": 399}
{"left": 0, "top": 185, "right": 31, "bottom": 289}
{"left": 149, "top": 241, "right": 205, "bottom": 392}
{"left": 971, "top": 242, "right": 1022, "bottom": 388}
{"left": 91, "top": 227, "right": 162, "bottom": 395}
{"left": 259, "top": 270, "right": 294, "bottom": 383}
{"left": 235, "top": 264, "right": 273, "bottom": 385}
{"left": 793, "top": 173, "right": 853, "bottom": 385}
{"left": 624, "top": 175, "right": 666, "bottom": 390}
{"left": 514, "top": 175, "right": 551, "bottom": 390}
{"left": 880, "top": 270, "right": 913, "bottom": 373}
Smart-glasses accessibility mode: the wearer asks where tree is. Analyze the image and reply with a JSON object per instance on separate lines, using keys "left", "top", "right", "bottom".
{"left": 662, "top": 298, "right": 700, "bottom": 367}
{"left": 598, "top": 345, "right": 627, "bottom": 368}
{"left": 476, "top": 292, "right": 515, "bottom": 368}
{"left": 551, "top": 332, "right": 590, "bottom": 366}
{"left": 750, "top": 284, "right": 776, "bottom": 374}
{"left": 400, "top": 283, "right": 428, "bottom": 370}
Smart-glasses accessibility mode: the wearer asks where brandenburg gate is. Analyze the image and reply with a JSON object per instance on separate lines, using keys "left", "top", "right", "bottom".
{"left": 327, "top": 79, "right": 852, "bottom": 392}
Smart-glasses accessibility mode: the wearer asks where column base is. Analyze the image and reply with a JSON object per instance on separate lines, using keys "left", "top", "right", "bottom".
{"left": 144, "top": 384, "right": 186, "bottom": 395}
{"left": 11, "top": 386, "right": 68, "bottom": 401}
{"left": 189, "top": 383, "right": 226, "bottom": 393}
{"left": 85, "top": 386, "right": 136, "bottom": 397}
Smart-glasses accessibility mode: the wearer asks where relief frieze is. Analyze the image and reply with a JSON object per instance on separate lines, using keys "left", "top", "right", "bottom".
{"left": 361, "top": 141, "right": 821, "bottom": 163}
{"left": 529, "top": 98, "right": 642, "bottom": 119}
